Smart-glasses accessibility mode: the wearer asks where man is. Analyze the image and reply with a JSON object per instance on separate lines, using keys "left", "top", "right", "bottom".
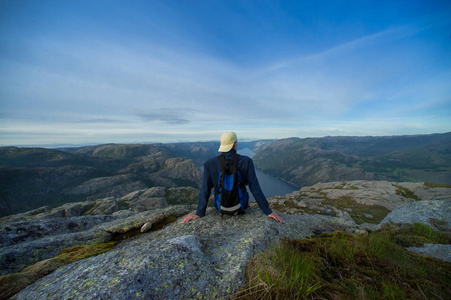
{"left": 182, "top": 132, "right": 284, "bottom": 223}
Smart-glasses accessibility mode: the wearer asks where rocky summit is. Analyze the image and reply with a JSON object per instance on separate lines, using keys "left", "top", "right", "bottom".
{"left": 266, "top": 180, "right": 451, "bottom": 226}
{"left": 0, "top": 180, "right": 450, "bottom": 299}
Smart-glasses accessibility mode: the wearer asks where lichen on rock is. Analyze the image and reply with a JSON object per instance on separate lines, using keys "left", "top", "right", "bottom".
{"left": 10, "top": 208, "right": 350, "bottom": 299}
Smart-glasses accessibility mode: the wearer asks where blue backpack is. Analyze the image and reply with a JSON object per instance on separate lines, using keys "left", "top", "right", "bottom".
{"left": 215, "top": 154, "right": 249, "bottom": 215}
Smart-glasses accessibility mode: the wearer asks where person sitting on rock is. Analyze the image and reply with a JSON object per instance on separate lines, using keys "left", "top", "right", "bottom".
{"left": 182, "top": 131, "right": 284, "bottom": 223}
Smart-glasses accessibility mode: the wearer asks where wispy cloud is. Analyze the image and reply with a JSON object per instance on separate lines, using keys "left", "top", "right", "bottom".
{"left": 137, "top": 108, "right": 192, "bottom": 124}
{"left": 62, "top": 118, "right": 128, "bottom": 124}
{"left": 263, "top": 26, "right": 416, "bottom": 72}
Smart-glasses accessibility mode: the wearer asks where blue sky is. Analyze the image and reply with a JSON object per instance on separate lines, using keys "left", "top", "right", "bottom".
{"left": 1, "top": 0, "right": 450, "bottom": 146}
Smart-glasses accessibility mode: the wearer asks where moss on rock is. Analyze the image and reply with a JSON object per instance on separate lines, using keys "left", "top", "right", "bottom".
{"left": 0, "top": 242, "right": 117, "bottom": 300}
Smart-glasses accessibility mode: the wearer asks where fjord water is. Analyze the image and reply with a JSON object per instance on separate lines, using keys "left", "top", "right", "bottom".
{"left": 238, "top": 148, "right": 299, "bottom": 201}
{"left": 249, "top": 168, "right": 299, "bottom": 201}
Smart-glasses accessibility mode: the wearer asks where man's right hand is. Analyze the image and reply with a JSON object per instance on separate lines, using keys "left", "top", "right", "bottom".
{"left": 181, "top": 214, "right": 200, "bottom": 223}
{"left": 268, "top": 211, "right": 285, "bottom": 223}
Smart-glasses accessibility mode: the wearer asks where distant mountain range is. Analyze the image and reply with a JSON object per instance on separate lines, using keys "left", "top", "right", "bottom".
{"left": 1, "top": 133, "right": 449, "bottom": 217}
{"left": 0, "top": 140, "right": 277, "bottom": 217}
{"left": 252, "top": 132, "right": 451, "bottom": 187}
{"left": 0, "top": 144, "right": 205, "bottom": 217}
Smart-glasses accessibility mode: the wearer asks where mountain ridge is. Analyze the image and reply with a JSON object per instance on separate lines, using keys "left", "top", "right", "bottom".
{"left": 0, "top": 144, "right": 203, "bottom": 217}
{"left": 1, "top": 132, "right": 449, "bottom": 217}
{"left": 253, "top": 132, "right": 451, "bottom": 187}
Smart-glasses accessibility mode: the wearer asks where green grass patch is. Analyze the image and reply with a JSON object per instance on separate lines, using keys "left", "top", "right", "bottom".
{"left": 376, "top": 223, "right": 451, "bottom": 248}
{"left": 323, "top": 196, "right": 390, "bottom": 224}
{"left": 236, "top": 224, "right": 451, "bottom": 300}
{"left": 430, "top": 218, "right": 450, "bottom": 231}
{"left": 425, "top": 182, "right": 451, "bottom": 188}
{"left": 57, "top": 242, "right": 117, "bottom": 264}
{"left": 392, "top": 184, "right": 420, "bottom": 200}
{"left": 236, "top": 242, "right": 322, "bottom": 299}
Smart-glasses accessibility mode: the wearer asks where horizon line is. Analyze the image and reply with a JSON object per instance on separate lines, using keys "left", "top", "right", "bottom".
{"left": 1, "top": 131, "right": 449, "bottom": 149}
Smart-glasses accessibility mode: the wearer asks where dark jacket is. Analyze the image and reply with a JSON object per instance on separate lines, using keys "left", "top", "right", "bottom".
{"left": 195, "top": 148, "right": 272, "bottom": 217}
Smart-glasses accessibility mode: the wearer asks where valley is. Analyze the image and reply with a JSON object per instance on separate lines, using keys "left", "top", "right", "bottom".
{"left": 1, "top": 132, "right": 450, "bottom": 217}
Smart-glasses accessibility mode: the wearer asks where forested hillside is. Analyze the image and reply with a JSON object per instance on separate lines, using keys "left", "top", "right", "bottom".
{"left": 0, "top": 144, "right": 203, "bottom": 217}
{"left": 253, "top": 132, "right": 451, "bottom": 187}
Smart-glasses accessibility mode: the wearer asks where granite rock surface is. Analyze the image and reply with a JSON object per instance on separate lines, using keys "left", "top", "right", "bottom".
{"left": 10, "top": 207, "right": 357, "bottom": 299}
{"left": 1, "top": 180, "right": 450, "bottom": 299}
